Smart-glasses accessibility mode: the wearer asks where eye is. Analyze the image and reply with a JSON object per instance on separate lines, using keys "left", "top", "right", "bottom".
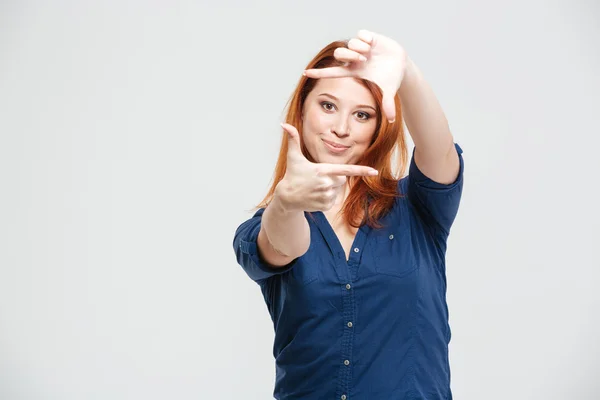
{"left": 320, "top": 101, "right": 336, "bottom": 112}
{"left": 356, "top": 111, "right": 372, "bottom": 121}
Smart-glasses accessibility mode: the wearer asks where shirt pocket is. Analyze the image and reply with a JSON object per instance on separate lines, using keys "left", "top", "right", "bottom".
{"left": 371, "top": 228, "right": 418, "bottom": 278}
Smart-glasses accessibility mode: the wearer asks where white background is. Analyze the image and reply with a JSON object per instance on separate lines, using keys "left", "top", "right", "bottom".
{"left": 1, "top": 0, "right": 599, "bottom": 399}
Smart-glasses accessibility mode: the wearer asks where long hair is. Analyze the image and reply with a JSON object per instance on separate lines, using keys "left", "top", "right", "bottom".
{"left": 256, "top": 40, "right": 409, "bottom": 229}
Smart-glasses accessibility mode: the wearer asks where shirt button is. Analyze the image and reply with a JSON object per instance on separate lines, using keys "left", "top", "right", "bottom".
{"left": 353, "top": 247, "right": 359, "bottom": 253}
{"left": 389, "top": 234, "right": 394, "bottom": 240}
{"left": 344, "top": 359, "right": 350, "bottom": 366}
{"left": 346, "top": 284, "right": 351, "bottom": 290}
{"left": 347, "top": 322, "right": 353, "bottom": 328}
{"left": 341, "top": 395, "right": 347, "bottom": 400}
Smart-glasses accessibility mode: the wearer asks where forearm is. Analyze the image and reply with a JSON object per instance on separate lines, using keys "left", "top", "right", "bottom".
{"left": 399, "top": 57, "right": 454, "bottom": 157}
{"left": 258, "top": 191, "right": 311, "bottom": 267}
{"left": 398, "top": 57, "right": 460, "bottom": 184}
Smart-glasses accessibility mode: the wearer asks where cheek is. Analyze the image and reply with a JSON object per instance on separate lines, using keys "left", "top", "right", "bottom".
{"left": 304, "top": 108, "right": 326, "bottom": 130}
{"left": 300, "top": 123, "right": 319, "bottom": 152}
{"left": 302, "top": 111, "right": 326, "bottom": 142}
{"left": 355, "top": 126, "right": 377, "bottom": 146}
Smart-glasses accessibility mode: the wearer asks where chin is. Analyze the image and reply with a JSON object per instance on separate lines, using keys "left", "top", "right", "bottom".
{"left": 324, "top": 155, "right": 347, "bottom": 164}
{"left": 317, "top": 153, "right": 350, "bottom": 165}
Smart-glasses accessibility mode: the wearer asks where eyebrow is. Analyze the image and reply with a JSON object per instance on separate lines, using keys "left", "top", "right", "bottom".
{"left": 318, "top": 93, "right": 377, "bottom": 112}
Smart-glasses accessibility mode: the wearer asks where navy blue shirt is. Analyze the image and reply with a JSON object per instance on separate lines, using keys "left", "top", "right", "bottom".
{"left": 233, "top": 144, "right": 464, "bottom": 400}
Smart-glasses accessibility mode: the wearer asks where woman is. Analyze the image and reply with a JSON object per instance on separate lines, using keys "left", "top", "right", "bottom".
{"left": 233, "top": 29, "right": 464, "bottom": 400}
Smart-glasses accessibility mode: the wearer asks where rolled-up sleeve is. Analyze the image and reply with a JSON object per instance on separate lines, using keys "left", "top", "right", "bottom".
{"left": 406, "top": 143, "right": 465, "bottom": 237}
{"left": 233, "top": 208, "right": 298, "bottom": 283}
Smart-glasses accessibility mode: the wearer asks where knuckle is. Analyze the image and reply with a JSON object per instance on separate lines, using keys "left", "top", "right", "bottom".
{"left": 318, "top": 176, "right": 332, "bottom": 188}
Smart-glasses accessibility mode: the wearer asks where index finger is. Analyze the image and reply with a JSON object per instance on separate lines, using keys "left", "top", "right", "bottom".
{"left": 318, "top": 163, "right": 379, "bottom": 177}
{"left": 303, "top": 66, "right": 353, "bottom": 79}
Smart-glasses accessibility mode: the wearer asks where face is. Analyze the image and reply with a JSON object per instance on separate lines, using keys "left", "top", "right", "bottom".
{"left": 301, "top": 77, "right": 378, "bottom": 165}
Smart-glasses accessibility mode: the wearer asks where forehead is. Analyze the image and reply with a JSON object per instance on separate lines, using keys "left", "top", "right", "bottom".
{"left": 310, "top": 77, "right": 375, "bottom": 106}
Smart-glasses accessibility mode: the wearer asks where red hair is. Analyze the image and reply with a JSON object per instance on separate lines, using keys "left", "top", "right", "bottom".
{"left": 257, "top": 40, "right": 409, "bottom": 229}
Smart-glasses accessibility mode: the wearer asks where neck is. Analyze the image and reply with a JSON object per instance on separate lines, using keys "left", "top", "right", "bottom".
{"left": 335, "top": 182, "right": 350, "bottom": 206}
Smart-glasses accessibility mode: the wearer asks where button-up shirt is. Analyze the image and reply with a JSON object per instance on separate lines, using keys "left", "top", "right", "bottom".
{"left": 233, "top": 144, "right": 464, "bottom": 399}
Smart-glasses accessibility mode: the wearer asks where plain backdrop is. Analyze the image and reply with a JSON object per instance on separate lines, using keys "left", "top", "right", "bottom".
{"left": 1, "top": 0, "right": 599, "bottom": 399}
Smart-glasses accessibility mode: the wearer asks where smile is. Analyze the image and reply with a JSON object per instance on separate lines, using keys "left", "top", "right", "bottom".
{"left": 322, "top": 139, "right": 350, "bottom": 154}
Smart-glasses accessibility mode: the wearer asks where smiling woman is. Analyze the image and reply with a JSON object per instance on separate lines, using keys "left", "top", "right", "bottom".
{"left": 233, "top": 29, "right": 464, "bottom": 400}
{"left": 258, "top": 40, "right": 409, "bottom": 231}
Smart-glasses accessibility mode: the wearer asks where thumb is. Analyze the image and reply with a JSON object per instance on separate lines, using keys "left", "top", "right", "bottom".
{"left": 281, "top": 123, "right": 303, "bottom": 157}
{"left": 381, "top": 92, "right": 397, "bottom": 124}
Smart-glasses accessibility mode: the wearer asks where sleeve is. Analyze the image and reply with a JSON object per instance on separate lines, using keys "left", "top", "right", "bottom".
{"left": 232, "top": 208, "right": 298, "bottom": 283}
{"left": 406, "top": 143, "right": 465, "bottom": 236}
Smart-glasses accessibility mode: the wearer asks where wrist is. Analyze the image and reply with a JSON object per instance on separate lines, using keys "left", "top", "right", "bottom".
{"left": 398, "top": 57, "right": 421, "bottom": 97}
{"left": 272, "top": 181, "right": 296, "bottom": 214}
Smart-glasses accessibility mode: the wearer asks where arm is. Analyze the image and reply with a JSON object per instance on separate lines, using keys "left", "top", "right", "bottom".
{"left": 399, "top": 57, "right": 460, "bottom": 185}
{"left": 399, "top": 57, "right": 464, "bottom": 238}
{"left": 233, "top": 195, "right": 308, "bottom": 283}
{"left": 257, "top": 186, "right": 310, "bottom": 267}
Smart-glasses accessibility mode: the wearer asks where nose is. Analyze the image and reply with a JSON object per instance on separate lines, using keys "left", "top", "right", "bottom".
{"left": 331, "top": 116, "right": 350, "bottom": 138}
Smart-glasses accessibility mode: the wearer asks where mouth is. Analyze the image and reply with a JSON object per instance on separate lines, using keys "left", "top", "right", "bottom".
{"left": 322, "top": 139, "right": 350, "bottom": 154}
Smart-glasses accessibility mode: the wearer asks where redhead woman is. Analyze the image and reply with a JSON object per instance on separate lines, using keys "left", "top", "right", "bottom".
{"left": 233, "top": 29, "right": 464, "bottom": 400}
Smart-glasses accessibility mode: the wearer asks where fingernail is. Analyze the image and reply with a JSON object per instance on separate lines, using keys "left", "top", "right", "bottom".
{"left": 360, "top": 55, "right": 367, "bottom": 62}
{"left": 370, "top": 170, "right": 379, "bottom": 176}
{"left": 388, "top": 119, "right": 395, "bottom": 124}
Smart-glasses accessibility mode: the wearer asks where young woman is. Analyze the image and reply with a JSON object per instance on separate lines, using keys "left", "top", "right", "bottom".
{"left": 233, "top": 29, "right": 464, "bottom": 400}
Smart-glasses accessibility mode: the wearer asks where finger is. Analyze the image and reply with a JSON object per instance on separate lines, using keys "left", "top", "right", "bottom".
{"left": 318, "top": 163, "right": 379, "bottom": 177}
{"left": 334, "top": 47, "right": 367, "bottom": 63}
{"left": 281, "top": 123, "right": 303, "bottom": 155}
{"left": 357, "top": 29, "right": 375, "bottom": 45}
{"left": 347, "top": 38, "right": 371, "bottom": 55}
{"left": 382, "top": 93, "right": 397, "bottom": 123}
{"left": 304, "top": 66, "right": 352, "bottom": 79}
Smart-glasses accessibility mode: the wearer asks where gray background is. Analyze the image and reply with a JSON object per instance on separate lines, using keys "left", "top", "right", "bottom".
{"left": 1, "top": 0, "right": 599, "bottom": 399}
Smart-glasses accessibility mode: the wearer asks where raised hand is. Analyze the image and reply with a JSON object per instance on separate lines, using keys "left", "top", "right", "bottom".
{"left": 275, "top": 123, "right": 378, "bottom": 213}
{"left": 303, "top": 29, "right": 408, "bottom": 123}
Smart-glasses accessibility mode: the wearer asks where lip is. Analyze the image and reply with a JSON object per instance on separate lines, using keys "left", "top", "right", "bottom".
{"left": 322, "top": 139, "right": 350, "bottom": 154}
